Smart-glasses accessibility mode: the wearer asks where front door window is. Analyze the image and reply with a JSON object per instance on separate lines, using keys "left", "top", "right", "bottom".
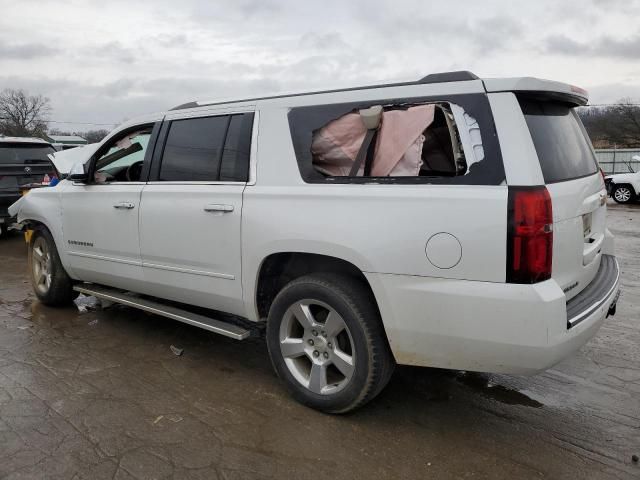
{"left": 94, "top": 128, "right": 152, "bottom": 183}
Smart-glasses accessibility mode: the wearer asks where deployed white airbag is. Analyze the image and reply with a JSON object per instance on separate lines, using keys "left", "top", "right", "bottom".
{"left": 48, "top": 143, "right": 100, "bottom": 175}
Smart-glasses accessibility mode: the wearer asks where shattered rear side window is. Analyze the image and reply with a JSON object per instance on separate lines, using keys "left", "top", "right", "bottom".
{"left": 311, "top": 103, "right": 470, "bottom": 178}
{"left": 288, "top": 93, "right": 505, "bottom": 185}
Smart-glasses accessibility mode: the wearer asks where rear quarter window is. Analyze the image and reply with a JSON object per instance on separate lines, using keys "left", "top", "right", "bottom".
{"left": 519, "top": 99, "right": 598, "bottom": 183}
{"left": 288, "top": 93, "right": 505, "bottom": 185}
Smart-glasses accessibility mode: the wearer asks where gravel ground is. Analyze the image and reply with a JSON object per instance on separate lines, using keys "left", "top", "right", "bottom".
{"left": 0, "top": 201, "right": 638, "bottom": 479}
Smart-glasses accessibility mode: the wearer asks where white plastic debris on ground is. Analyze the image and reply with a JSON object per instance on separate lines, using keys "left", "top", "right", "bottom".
{"left": 170, "top": 345, "right": 184, "bottom": 356}
{"left": 74, "top": 294, "right": 103, "bottom": 313}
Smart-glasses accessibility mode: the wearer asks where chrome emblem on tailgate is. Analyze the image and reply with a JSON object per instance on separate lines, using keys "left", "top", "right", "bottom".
{"left": 24, "top": 166, "right": 31, "bottom": 173}
{"left": 563, "top": 281, "right": 579, "bottom": 294}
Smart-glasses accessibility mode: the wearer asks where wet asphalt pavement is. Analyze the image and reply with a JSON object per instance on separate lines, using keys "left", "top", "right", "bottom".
{"left": 0, "top": 202, "right": 639, "bottom": 480}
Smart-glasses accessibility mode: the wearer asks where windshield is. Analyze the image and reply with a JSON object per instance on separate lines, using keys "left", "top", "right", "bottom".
{"left": 519, "top": 100, "right": 599, "bottom": 183}
{"left": 0, "top": 143, "right": 55, "bottom": 164}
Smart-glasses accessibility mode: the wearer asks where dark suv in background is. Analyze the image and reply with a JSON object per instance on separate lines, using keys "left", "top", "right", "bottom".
{"left": 0, "top": 136, "right": 57, "bottom": 237}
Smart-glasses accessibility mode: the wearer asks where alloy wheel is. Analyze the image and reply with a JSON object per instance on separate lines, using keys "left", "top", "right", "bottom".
{"left": 614, "top": 187, "right": 632, "bottom": 203}
{"left": 32, "top": 236, "right": 52, "bottom": 295}
{"left": 279, "top": 299, "right": 356, "bottom": 395}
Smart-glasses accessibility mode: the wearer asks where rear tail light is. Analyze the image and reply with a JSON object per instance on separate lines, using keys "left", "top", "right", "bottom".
{"left": 507, "top": 186, "right": 553, "bottom": 283}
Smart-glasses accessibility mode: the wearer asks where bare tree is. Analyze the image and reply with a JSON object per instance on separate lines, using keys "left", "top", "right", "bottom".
{"left": 579, "top": 98, "right": 640, "bottom": 148}
{"left": 0, "top": 88, "right": 51, "bottom": 137}
{"left": 83, "top": 129, "right": 110, "bottom": 143}
{"left": 48, "top": 128, "right": 71, "bottom": 136}
{"left": 609, "top": 98, "right": 640, "bottom": 147}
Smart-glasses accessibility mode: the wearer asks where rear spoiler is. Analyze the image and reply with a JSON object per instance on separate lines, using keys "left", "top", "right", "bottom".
{"left": 483, "top": 77, "right": 588, "bottom": 106}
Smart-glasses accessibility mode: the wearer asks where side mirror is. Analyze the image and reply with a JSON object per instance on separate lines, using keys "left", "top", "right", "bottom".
{"left": 68, "top": 161, "right": 89, "bottom": 183}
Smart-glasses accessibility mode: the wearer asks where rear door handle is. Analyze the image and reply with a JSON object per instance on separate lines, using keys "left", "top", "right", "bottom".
{"left": 113, "top": 202, "right": 135, "bottom": 210}
{"left": 204, "top": 204, "right": 234, "bottom": 213}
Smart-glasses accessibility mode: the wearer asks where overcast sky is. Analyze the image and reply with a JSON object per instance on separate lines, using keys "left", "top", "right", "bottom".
{"left": 1, "top": 0, "right": 639, "bottom": 132}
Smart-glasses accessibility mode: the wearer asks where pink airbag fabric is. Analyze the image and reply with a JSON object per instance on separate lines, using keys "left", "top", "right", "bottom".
{"left": 311, "top": 104, "right": 436, "bottom": 177}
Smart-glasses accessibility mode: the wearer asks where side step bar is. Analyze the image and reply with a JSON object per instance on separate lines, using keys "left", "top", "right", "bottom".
{"left": 73, "top": 284, "right": 251, "bottom": 340}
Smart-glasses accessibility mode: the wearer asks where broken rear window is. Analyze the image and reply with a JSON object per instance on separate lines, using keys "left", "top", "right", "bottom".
{"left": 311, "top": 103, "right": 472, "bottom": 178}
{"left": 288, "top": 93, "right": 505, "bottom": 185}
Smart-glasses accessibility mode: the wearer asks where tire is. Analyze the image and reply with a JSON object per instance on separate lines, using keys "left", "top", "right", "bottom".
{"left": 28, "top": 228, "right": 78, "bottom": 306}
{"left": 612, "top": 184, "right": 634, "bottom": 204}
{"left": 266, "top": 273, "right": 395, "bottom": 413}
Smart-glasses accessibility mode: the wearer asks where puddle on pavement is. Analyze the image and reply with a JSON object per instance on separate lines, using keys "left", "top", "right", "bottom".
{"left": 455, "top": 372, "right": 544, "bottom": 408}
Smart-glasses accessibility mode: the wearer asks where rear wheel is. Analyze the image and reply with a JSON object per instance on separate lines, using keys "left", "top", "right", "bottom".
{"left": 612, "top": 184, "right": 634, "bottom": 204}
{"left": 29, "top": 228, "right": 77, "bottom": 306}
{"left": 266, "top": 273, "right": 394, "bottom": 413}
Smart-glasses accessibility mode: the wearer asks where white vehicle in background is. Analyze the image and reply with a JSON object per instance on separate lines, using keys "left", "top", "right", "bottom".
{"left": 9, "top": 71, "right": 621, "bottom": 413}
{"left": 605, "top": 155, "right": 640, "bottom": 204}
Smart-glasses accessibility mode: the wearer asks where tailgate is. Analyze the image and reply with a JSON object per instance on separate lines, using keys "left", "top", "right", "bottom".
{"left": 0, "top": 143, "right": 57, "bottom": 187}
{"left": 547, "top": 174, "right": 606, "bottom": 301}
{"left": 0, "top": 162, "right": 53, "bottom": 187}
{"left": 518, "top": 98, "right": 605, "bottom": 300}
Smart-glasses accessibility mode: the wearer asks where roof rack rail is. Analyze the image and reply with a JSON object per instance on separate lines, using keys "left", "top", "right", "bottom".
{"left": 418, "top": 71, "right": 479, "bottom": 84}
{"left": 170, "top": 70, "right": 479, "bottom": 110}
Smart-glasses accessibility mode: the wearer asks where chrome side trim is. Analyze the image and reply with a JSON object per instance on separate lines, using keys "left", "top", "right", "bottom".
{"left": 67, "top": 252, "right": 235, "bottom": 280}
{"left": 142, "top": 261, "right": 235, "bottom": 280}
{"left": 68, "top": 251, "right": 142, "bottom": 266}
{"left": 145, "top": 181, "right": 245, "bottom": 186}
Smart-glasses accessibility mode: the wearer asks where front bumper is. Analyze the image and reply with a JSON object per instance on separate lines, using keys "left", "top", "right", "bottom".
{"left": 365, "top": 256, "right": 620, "bottom": 374}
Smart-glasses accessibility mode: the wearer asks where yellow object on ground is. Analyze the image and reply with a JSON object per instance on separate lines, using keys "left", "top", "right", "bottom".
{"left": 24, "top": 229, "right": 33, "bottom": 244}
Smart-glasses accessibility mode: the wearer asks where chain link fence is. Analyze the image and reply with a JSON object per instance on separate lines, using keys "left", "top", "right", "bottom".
{"left": 595, "top": 148, "right": 640, "bottom": 174}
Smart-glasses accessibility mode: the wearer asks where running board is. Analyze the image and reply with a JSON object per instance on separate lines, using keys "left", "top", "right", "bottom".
{"left": 73, "top": 284, "right": 250, "bottom": 340}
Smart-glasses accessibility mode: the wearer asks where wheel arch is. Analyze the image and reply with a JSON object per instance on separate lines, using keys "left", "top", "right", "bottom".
{"left": 253, "top": 252, "right": 381, "bottom": 322}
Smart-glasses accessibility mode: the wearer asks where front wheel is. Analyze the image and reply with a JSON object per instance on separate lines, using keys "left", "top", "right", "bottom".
{"left": 28, "top": 228, "right": 78, "bottom": 306}
{"left": 612, "top": 185, "right": 634, "bottom": 204}
{"left": 266, "top": 273, "right": 394, "bottom": 413}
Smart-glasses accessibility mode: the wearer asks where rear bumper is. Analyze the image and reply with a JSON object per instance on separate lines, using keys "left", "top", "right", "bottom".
{"left": 365, "top": 256, "right": 620, "bottom": 374}
{"left": 567, "top": 255, "right": 619, "bottom": 328}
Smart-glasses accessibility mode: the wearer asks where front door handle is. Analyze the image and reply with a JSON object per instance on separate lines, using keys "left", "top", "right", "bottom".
{"left": 113, "top": 202, "right": 135, "bottom": 210}
{"left": 204, "top": 204, "right": 234, "bottom": 213}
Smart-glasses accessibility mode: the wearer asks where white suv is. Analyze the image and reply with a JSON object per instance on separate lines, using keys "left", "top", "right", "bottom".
{"left": 605, "top": 155, "right": 640, "bottom": 204}
{"left": 9, "top": 71, "right": 621, "bottom": 413}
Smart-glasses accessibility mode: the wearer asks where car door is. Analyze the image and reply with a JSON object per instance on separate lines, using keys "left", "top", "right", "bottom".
{"left": 61, "top": 122, "right": 160, "bottom": 291}
{"left": 138, "top": 110, "right": 255, "bottom": 316}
